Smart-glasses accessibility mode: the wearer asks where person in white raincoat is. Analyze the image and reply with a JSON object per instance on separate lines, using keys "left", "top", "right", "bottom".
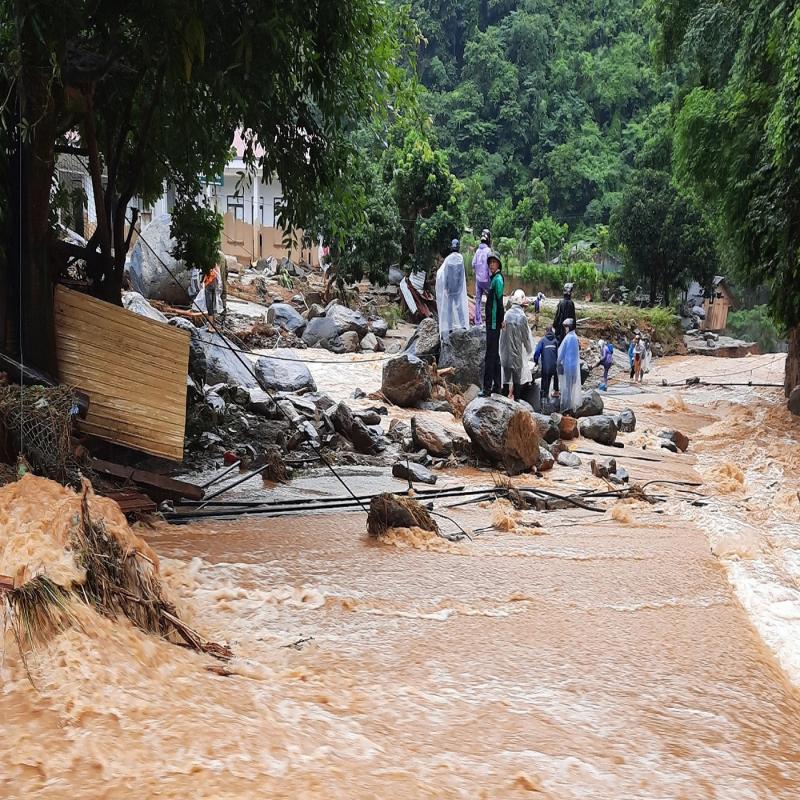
{"left": 556, "top": 318, "right": 581, "bottom": 413}
{"left": 435, "top": 239, "right": 468, "bottom": 343}
{"left": 500, "top": 289, "right": 535, "bottom": 400}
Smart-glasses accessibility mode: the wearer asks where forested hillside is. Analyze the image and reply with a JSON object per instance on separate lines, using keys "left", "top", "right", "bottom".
{"left": 411, "top": 0, "right": 666, "bottom": 232}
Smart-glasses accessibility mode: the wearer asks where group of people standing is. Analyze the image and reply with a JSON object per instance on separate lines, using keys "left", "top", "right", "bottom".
{"left": 435, "top": 231, "right": 584, "bottom": 413}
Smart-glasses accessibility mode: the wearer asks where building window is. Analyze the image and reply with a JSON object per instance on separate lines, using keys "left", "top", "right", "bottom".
{"left": 227, "top": 194, "right": 244, "bottom": 221}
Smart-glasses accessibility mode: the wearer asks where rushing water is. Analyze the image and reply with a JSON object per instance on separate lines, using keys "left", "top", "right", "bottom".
{"left": 2, "top": 354, "right": 799, "bottom": 799}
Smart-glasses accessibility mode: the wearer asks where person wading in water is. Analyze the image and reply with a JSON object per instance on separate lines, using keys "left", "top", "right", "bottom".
{"left": 481, "top": 252, "right": 505, "bottom": 396}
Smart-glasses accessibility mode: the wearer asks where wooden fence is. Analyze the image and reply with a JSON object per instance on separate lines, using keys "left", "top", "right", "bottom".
{"left": 54, "top": 286, "right": 190, "bottom": 461}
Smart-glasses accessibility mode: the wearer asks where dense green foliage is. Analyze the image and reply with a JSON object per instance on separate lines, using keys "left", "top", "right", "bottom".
{"left": 725, "top": 306, "right": 785, "bottom": 354}
{"left": 0, "top": 0, "right": 410, "bottom": 367}
{"left": 412, "top": 0, "right": 664, "bottom": 230}
{"left": 657, "top": 0, "right": 800, "bottom": 333}
{"left": 170, "top": 201, "right": 223, "bottom": 273}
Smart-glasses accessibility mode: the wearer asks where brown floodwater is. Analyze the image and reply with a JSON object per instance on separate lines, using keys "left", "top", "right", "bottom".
{"left": 2, "top": 354, "right": 800, "bottom": 799}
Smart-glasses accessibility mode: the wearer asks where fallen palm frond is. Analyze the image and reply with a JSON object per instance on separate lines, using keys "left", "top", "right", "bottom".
{"left": 367, "top": 493, "right": 439, "bottom": 538}
{"left": 2, "top": 482, "right": 231, "bottom": 673}
{"left": 73, "top": 489, "right": 231, "bottom": 658}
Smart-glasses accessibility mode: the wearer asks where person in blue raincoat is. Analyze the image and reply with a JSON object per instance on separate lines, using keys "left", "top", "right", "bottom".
{"left": 556, "top": 318, "right": 581, "bottom": 414}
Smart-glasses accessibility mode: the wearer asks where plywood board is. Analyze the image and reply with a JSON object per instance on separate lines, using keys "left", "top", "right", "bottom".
{"left": 55, "top": 285, "right": 190, "bottom": 461}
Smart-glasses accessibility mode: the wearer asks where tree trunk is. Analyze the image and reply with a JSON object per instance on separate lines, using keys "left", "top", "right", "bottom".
{"left": 785, "top": 323, "right": 800, "bottom": 398}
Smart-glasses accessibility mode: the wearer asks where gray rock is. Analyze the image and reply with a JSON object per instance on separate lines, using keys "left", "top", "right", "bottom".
{"left": 388, "top": 265, "right": 404, "bottom": 286}
{"left": 331, "top": 402, "right": 380, "bottom": 454}
{"left": 306, "top": 303, "right": 325, "bottom": 320}
{"left": 660, "top": 440, "right": 679, "bottom": 453}
{"left": 790, "top": 385, "right": 800, "bottom": 417}
{"left": 254, "top": 350, "right": 316, "bottom": 393}
{"left": 575, "top": 390, "right": 604, "bottom": 418}
{"left": 578, "top": 415, "right": 618, "bottom": 446}
{"left": 286, "top": 395, "right": 319, "bottom": 419}
{"left": 463, "top": 384, "right": 481, "bottom": 404}
{"left": 352, "top": 388, "right": 366, "bottom": 399}
{"left": 408, "top": 317, "right": 441, "bottom": 360}
{"left": 392, "top": 461, "right": 437, "bottom": 485}
{"left": 302, "top": 315, "right": 345, "bottom": 352}
{"left": 381, "top": 355, "right": 432, "bottom": 407}
{"left": 269, "top": 302, "right": 306, "bottom": 335}
{"left": 245, "top": 388, "right": 277, "bottom": 417}
{"left": 325, "top": 302, "right": 369, "bottom": 337}
{"left": 659, "top": 429, "right": 690, "bottom": 452}
{"left": 169, "top": 317, "right": 207, "bottom": 384}
{"left": 204, "top": 390, "right": 226, "bottom": 422}
{"left": 538, "top": 447, "right": 554, "bottom": 471}
{"left": 411, "top": 416, "right": 454, "bottom": 457}
{"left": 557, "top": 451, "right": 582, "bottom": 468}
{"left": 418, "top": 400, "right": 453, "bottom": 413}
{"left": 462, "top": 395, "right": 540, "bottom": 476}
{"left": 580, "top": 360, "right": 590, "bottom": 386}
{"left": 371, "top": 319, "right": 389, "bottom": 338}
{"left": 360, "top": 332, "right": 379, "bottom": 351}
{"left": 339, "top": 331, "right": 361, "bottom": 352}
{"left": 122, "top": 291, "right": 168, "bottom": 322}
{"left": 197, "top": 331, "right": 259, "bottom": 388}
{"left": 439, "top": 326, "right": 486, "bottom": 388}
{"left": 354, "top": 409, "right": 382, "bottom": 426}
{"left": 387, "top": 418, "right": 411, "bottom": 444}
{"left": 532, "top": 413, "right": 560, "bottom": 444}
{"left": 128, "top": 214, "right": 192, "bottom": 304}
{"left": 615, "top": 408, "right": 637, "bottom": 433}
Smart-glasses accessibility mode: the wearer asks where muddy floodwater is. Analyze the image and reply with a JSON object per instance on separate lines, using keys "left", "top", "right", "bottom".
{"left": 2, "top": 354, "right": 800, "bottom": 798}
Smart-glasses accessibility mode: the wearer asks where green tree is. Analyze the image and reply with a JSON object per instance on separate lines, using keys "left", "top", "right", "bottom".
{"left": 385, "top": 124, "right": 464, "bottom": 273}
{"left": 610, "top": 169, "right": 716, "bottom": 305}
{"left": 657, "top": 0, "right": 800, "bottom": 393}
{"left": 1, "top": 0, "right": 409, "bottom": 372}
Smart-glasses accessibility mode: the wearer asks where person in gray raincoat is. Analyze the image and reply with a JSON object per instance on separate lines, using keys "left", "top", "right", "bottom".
{"left": 500, "top": 289, "right": 535, "bottom": 400}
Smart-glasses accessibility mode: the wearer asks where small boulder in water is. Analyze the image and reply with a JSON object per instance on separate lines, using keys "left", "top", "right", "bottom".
{"left": 574, "top": 390, "right": 604, "bottom": 418}
{"left": 367, "top": 493, "right": 438, "bottom": 538}
{"left": 578, "top": 415, "right": 618, "bottom": 446}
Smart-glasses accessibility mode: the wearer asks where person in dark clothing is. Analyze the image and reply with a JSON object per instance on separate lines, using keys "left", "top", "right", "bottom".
{"left": 552, "top": 283, "right": 576, "bottom": 345}
{"left": 550, "top": 283, "right": 575, "bottom": 397}
{"left": 534, "top": 326, "right": 559, "bottom": 405}
{"left": 481, "top": 252, "right": 505, "bottom": 396}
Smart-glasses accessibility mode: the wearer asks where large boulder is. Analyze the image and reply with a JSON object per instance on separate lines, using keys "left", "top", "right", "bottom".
{"left": 382, "top": 355, "right": 432, "bottom": 407}
{"left": 269, "top": 303, "right": 306, "bottom": 335}
{"left": 128, "top": 214, "right": 191, "bottom": 304}
{"left": 578, "top": 415, "right": 618, "bottom": 446}
{"left": 574, "top": 390, "right": 604, "bottom": 418}
{"left": 122, "top": 291, "right": 168, "bottom": 322}
{"left": 411, "top": 416, "right": 455, "bottom": 458}
{"left": 255, "top": 349, "right": 316, "bottom": 393}
{"left": 197, "top": 330, "right": 258, "bottom": 388}
{"left": 462, "top": 395, "right": 541, "bottom": 475}
{"left": 439, "top": 326, "right": 486, "bottom": 388}
{"left": 326, "top": 302, "right": 369, "bottom": 337}
{"left": 302, "top": 315, "right": 345, "bottom": 352}
{"left": 789, "top": 385, "right": 800, "bottom": 417}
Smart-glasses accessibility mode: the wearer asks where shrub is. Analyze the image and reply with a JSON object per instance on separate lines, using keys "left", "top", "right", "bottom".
{"left": 725, "top": 306, "right": 785, "bottom": 352}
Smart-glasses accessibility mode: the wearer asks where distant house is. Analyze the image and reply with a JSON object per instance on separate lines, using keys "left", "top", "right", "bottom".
{"left": 684, "top": 276, "right": 736, "bottom": 331}
{"left": 55, "top": 130, "right": 317, "bottom": 266}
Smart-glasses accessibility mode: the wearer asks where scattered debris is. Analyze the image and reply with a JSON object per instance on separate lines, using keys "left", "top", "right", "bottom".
{"left": 367, "top": 493, "right": 439, "bottom": 538}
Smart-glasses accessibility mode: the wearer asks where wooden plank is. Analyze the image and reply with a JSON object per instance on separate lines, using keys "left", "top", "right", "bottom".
{"left": 105, "top": 490, "right": 158, "bottom": 514}
{"left": 55, "top": 286, "right": 189, "bottom": 461}
{"left": 92, "top": 458, "right": 204, "bottom": 501}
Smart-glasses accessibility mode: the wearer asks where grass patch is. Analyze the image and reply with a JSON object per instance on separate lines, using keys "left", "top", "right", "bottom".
{"left": 578, "top": 304, "right": 683, "bottom": 351}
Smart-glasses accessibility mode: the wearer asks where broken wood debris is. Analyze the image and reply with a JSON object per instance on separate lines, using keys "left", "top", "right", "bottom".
{"left": 91, "top": 458, "right": 204, "bottom": 501}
